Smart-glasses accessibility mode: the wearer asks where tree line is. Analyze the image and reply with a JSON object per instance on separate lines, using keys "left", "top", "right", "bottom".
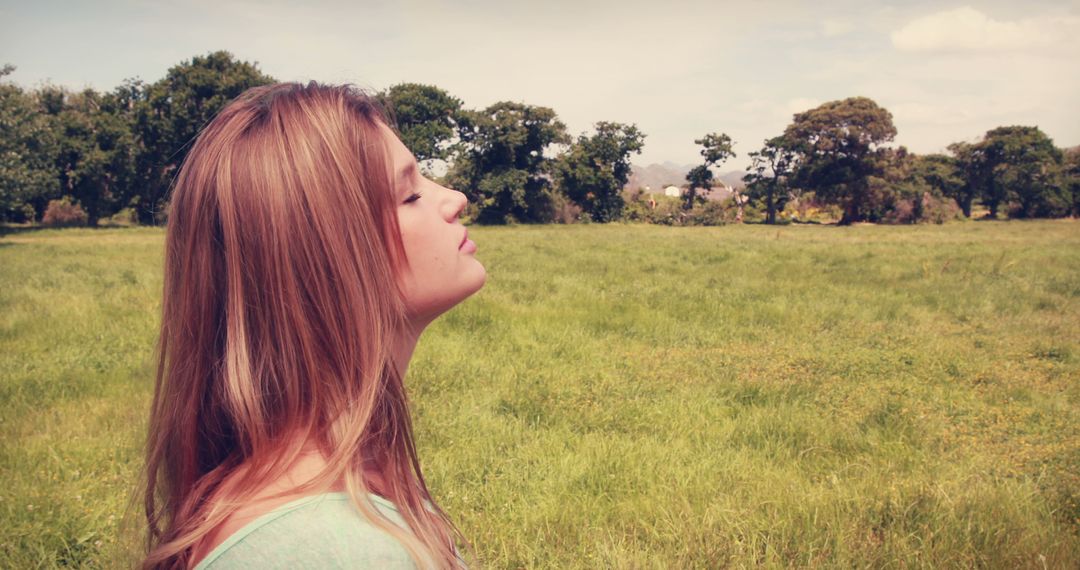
{"left": 734, "top": 98, "right": 1079, "bottom": 224}
{"left": 2, "top": 51, "right": 1077, "bottom": 227}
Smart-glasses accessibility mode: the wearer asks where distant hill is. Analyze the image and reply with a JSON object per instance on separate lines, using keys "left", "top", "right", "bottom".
{"left": 625, "top": 162, "right": 745, "bottom": 191}
{"left": 625, "top": 162, "right": 694, "bottom": 190}
{"left": 717, "top": 170, "right": 747, "bottom": 189}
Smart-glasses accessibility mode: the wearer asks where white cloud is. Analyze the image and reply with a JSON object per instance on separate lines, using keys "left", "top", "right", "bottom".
{"left": 891, "top": 6, "right": 1080, "bottom": 53}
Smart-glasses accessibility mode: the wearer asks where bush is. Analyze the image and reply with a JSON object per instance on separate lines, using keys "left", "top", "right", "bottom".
{"left": 623, "top": 192, "right": 677, "bottom": 224}
{"left": 551, "top": 192, "right": 584, "bottom": 224}
{"left": 41, "top": 197, "right": 88, "bottom": 227}
{"left": 154, "top": 200, "right": 171, "bottom": 225}
{"left": 107, "top": 208, "right": 138, "bottom": 226}
{"left": 621, "top": 192, "right": 732, "bottom": 226}
{"left": 461, "top": 201, "right": 481, "bottom": 224}
{"left": 18, "top": 203, "right": 37, "bottom": 223}
{"left": 681, "top": 199, "right": 730, "bottom": 226}
{"left": 883, "top": 192, "right": 963, "bottom": 224}
{"left": 783, "top": 193, "right": 843, "bottom": 223}
{"left": 738, "top": 200, "right": 765, "bottom": 223}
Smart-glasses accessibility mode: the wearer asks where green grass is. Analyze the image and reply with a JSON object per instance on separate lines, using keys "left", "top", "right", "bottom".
{"left": 2, "top": 220, "right": 1078, "bottom": 568}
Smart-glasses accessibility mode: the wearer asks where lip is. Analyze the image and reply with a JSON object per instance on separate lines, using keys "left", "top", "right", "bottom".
{"left": 459, "top": 228, "right": 477, "bottom": 253}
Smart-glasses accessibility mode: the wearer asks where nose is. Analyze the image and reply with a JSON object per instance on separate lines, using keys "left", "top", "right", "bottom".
{"left": 443, "top": 186, "right": 468, "bottom": 221}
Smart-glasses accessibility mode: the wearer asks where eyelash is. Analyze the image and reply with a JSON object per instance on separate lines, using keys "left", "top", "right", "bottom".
{"left": 404, "top": 192, "right": 423, "bottom": 204}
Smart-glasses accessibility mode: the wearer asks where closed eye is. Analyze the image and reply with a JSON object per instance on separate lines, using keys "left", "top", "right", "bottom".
{"left": 403, "top": 192, "right": 423, "bottom": 204}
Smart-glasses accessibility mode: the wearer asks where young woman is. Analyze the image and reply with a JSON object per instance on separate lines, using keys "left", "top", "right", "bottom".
{"left": 142, "top": 82, "right": 485, "bottom": 569}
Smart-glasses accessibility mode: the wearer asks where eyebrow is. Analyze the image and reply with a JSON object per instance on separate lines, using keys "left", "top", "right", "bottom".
{"left": 397, "top": 161, "right": 418, "bottom": 195}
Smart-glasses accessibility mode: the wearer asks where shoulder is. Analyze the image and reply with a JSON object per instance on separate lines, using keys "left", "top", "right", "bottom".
{"left": 197, "top": 493, "right": 417, "bottom": 570}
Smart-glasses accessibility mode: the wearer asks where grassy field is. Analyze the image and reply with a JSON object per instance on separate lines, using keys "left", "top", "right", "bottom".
{"left": 1, "top": 220, "right": 1078, "bottom": 568}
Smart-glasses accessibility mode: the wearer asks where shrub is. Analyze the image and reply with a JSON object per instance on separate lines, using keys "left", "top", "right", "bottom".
{"left": 551, "top": 192, "right": 584, "bottom": 224}
{"left": 41, "top": 197, "right": 88, "bottom": 227}
{"left": 738, "top": 200, "right": 765, "bottom": 223}
{"left": 621, "top": 192, "right": 734, "bottom": 226}
{"left": 107, "top": 208, "right": 138, "bottom": 226}
{"left": 18, "top": 203, "right": 37, "bottom": 223}
{"left": 623, "top": 193, "right": 682, "bottom": 225}
{"left": 681, "top": 199, "right": 730, "bottom": 226}
{"left": 783, "top": 192, "right": 843, "bottom": 223}
{"left": 154, "top": 200, "right": 171, "bottom": 225}
{"left": 884, "top": 192, "right": 963, "bottom": 224}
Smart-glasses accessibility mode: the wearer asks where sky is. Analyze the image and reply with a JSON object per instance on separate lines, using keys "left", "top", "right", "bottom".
{"left": 2, "top": 0, "right": 1079, "bottom": 171}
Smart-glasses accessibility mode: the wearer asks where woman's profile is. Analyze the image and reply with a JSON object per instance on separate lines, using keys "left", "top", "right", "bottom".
{"left": 142, "top": 82, "right": 485, "bottom": 569}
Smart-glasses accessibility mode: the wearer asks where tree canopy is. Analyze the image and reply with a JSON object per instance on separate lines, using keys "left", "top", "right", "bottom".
{"left": 981, "top": 126, "right": 1067, "bottom": 218}
{"left": 785, "top": 96, "right": 897, "bottom": 224}
{"left": 684, "top": 132, "right": 735, "bottom": 210}
{"left": 743, "top": 135, "right": 798, "bottom": 224}
{"left": 555, "top": 122, "right": 645, "bottom": 222}
{"left": 45, "top": 87, "right": 136, "bottom": 226}
{"left": 378, "top": 83, "right": 463, "bottom": 172}
{"left": 0, "top": 65, "right": 58, "bottom": 221}
{"left": 130, "top": 51, "right": 274, "bottom": 223}
{"left": 2, "top": 53, "right": 1077, "bottom": 226}
{"left": 447, "top": 102, "right": 570, "bottom": 224}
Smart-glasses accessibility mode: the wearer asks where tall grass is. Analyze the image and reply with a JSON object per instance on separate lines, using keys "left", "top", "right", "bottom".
{"left": 1, "top": 221, "right": 1077, "bottom": 568}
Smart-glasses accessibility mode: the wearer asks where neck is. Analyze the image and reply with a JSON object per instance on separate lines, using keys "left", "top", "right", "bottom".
{"left": 391, "top": 318, "right": 425, "bottom": 378}
{"left": 253, "top": 319, "right": 428, "bottom": 496}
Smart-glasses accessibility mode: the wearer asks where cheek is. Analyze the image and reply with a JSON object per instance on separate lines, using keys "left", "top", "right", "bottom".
{"left": 401, "top": 222, "right": 449, "bottom": 277}
{"left": 398, "top": 217, "right": 457, "bottom": 314}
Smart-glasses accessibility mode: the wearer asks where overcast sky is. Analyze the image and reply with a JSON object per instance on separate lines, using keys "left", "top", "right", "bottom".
{"left": 3, "top": 0, "right": 1078, "bottom": 170}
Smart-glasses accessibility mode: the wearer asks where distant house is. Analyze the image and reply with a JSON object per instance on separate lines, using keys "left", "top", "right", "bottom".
{"left": 661, "top": 183, "right": 735, "bottom": 201}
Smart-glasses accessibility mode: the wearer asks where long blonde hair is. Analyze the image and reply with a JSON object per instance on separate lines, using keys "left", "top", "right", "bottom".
{"left": 143, "top": 82, "right": 463, "bottom": 569}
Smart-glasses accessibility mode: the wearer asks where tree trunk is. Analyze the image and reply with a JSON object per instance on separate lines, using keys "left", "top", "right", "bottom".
{"left": 137, "top": 206, "right": 157, "bottom": 226}
{"left": 1017, "top": 185, "right": 1033, "bottom": 218}
{"left": 839, "top": 200, "right": 860, "bottom": 225}
{"left": 985, "top": 181, "right": 1003, "bottom": 219}
{"left": 840, "top": 180, "right": 869, "bottom": 225}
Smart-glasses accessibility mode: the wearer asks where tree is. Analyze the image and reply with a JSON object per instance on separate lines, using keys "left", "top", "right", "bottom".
{"left": 446, "top": 102, "right": 570, "bottom": 224}
{"left": 873, "top": 148, "right": 966, "bottom": 223}
{"left": 881, "top": 152, "right": 964, "bottom": 222}
{"left": 910, "top": 154, "right": 962, "bottom": 198}
{"left": 684, "top": 132, "right": 735, "bottom": 211}
{"left": 1064, "top": 146, "right": 1080, "bottom": 217}
{"left": 0, "top": 65, "right": 59, "bottom": 221}
{"left": 947, "top": 142, "right": 989, "bottom": 218}
{"left": 44, "top": 87, "right": 136, "bottom": 225}
{"left": 555, "top": 121, "right": 645, "bottom": 222}
{"left": 743, "top": 135, "right": 798, "bottom": 224}
{"left": 784, "top": 97, "right": 897, "bottom": 224}
{"left": 377, "top": 83, "right": 463, "bottom": 173}
{"left": 685, "top": 165, "right": 712, "bottom": 207}
{"left": 980, "top": 126, "right": 1067, "bottom": 218}
{"left": 130, "top": 51, "right": 274, "bottom": 224}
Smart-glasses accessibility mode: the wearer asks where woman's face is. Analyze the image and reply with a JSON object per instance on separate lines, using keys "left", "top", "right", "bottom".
{"left": 380, "top": 122, "right": 486, "bottom": 325}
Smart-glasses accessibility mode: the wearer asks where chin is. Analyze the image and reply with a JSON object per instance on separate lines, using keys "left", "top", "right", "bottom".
{"left": 407, "top": 274, "right": 487, "bottom": 325}
{"left": 452, "top": 274, "right": 486, "bottom": 309}
{"left": 468, "top": 262, "right": 488, "bottom": 292}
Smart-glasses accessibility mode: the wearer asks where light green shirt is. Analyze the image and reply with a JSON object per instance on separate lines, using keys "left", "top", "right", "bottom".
{"left": 194, "top": 492, "right": 417, "bottom": 569}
